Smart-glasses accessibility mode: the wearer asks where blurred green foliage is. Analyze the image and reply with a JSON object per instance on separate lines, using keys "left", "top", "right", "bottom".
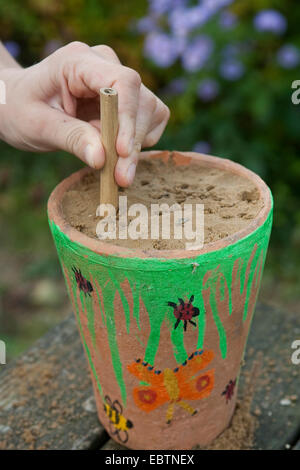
{"left": 0, "top": 0, "right": 148, "bottom": 79}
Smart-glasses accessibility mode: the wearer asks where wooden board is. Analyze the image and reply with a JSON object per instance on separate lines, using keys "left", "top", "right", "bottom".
{"left": 0, "top": 315, "right": 106, "bottom": 450}
{"left": 240, "top": 303, "right": 300, "bottom": 450}
{"left": 1, "top": 302, "right": 300, "bottom": 450}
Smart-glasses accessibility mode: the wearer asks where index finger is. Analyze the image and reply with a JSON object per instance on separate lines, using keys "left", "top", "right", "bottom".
{"left": 50, "top": 42, "right": 141, "bottom": 157}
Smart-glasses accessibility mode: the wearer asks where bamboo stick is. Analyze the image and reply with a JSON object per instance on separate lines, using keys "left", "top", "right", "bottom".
{"left": 100, "top": 87, "right": 119, "bottom": 210}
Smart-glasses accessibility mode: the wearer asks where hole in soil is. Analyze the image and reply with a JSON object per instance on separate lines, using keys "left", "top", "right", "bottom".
{"left": 103, "top": 88, "right": 115, "bottom": 95}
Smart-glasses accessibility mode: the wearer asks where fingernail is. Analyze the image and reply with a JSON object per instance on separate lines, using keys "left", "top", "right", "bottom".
{"left": 84, "top": 144, "right": 95, "bottom": 168}
{"left": 126, "top": 163, "right": 136, "bottom": 185}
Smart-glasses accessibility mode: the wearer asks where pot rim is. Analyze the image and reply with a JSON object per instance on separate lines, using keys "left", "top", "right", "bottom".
{"left": 47, "top": 150, "right": 273, "bottom": 260}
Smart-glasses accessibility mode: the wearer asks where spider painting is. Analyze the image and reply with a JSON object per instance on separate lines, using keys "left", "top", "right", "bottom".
{"left": 167, "top": 295, "right": 200, "bottom": 331}
{"left": 72, "top": 266, "right": 93, "bottom": 296}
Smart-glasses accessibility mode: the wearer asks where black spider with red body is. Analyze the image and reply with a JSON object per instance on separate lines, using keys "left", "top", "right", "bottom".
{"left": 72, "top": 266, "right": 93, "bottom": 296}
{"left": 167, "top": 295, "right": 200, "bottom": 331}
{"left": 222, "top": 379, "right": 236, "bottom": 403}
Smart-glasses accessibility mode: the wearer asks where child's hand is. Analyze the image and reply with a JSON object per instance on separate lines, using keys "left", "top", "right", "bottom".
{"left": 0, "top": 42, "right": 170, "bottom": 186}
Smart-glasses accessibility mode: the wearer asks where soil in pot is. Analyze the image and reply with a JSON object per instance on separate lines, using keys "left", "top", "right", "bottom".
{"left": 62, "top": 157, "right": 264, "bottom": 249}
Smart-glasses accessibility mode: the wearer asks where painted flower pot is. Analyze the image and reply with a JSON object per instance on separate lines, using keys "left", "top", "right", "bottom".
{"left": 48, "top": 151, "right": 273, "bottom": 450}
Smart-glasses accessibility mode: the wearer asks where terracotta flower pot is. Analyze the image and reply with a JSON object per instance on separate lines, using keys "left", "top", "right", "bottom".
{"left": 48, "top": 151, "right": 273, "bottom": 450}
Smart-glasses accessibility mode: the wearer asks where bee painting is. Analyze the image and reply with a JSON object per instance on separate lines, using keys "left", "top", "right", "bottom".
{"left": 127, "top": 349, "right": 214, "bottom": 424}
{"left": 103, "top": 395, "right": 133, "bottom": 443}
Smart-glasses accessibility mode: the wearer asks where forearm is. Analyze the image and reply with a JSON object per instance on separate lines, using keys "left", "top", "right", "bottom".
{"left": 0, "top": 42, "right": 21, "bottom": 70}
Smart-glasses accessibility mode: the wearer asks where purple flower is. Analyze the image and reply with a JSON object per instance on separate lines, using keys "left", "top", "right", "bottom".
{"left": 182, "top": 35, "right": 214, "bottom": 72}
{"left": 193, "top": 141, "right": 211, "bottom": 154}
{"left": 203, "top": 0, "right": 234, "bottom": 16}
{"left": 187, "top": 5, "right": 212, "bottom": 29}
{"left": 174, "top": 35, "right": 188, "bottom": 54}
{"left": 149, "top": 0, "right": 185, "bottom": 15}
{"left": 144, "top": 32, "right": 179, "bottom": 67}
{"left": 4, "top": 41, "right": 20, "bottom": 58}
{"left": 277, "top": 44, "right": 300, "bottom": 69}
{"left": 169, "top": 9, "right": 195, "bottom": 37}
{"left": 149, "top": 0, "right": 172, "bottom": 14}
{"left": 169, "top": 3, "right": 222, "bottom": 37}
{"left": 220, "top": 59, "right": 244, "bottom": 80}
{"left": 156, "top": 1, "right": 234, "bottom": 37}
{"left": 197, "top": 78, "right": 220, "bottom": 102}
{"left": 253, "top": 9, "right": 287, "bottom": 35}
{"left": 136, "top": 16, "right": 158, "bottom": 34}
{"left": 219, "top": 11, "right": 237, "bottom": 30}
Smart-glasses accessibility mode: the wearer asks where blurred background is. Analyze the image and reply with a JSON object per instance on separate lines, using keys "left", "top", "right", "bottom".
{"left": 0, "top": 0, "right": 299, "bottom": 360}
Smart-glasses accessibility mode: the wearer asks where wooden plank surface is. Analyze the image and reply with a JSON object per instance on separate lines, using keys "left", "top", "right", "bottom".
{"left": 241, "top": 303, "right": 300, "bottom": 450}
{"left": 1, "top": 302, "right": 300, "bottom": 450}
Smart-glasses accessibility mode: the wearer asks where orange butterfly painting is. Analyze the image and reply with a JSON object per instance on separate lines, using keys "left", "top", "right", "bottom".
{"left": 127, "top": 349, "right": 214, "bottom": 423}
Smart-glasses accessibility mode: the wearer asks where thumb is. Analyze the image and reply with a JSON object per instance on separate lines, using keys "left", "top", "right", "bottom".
{"left": 39, "top": 104, "right": 105, "bottom": 168}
